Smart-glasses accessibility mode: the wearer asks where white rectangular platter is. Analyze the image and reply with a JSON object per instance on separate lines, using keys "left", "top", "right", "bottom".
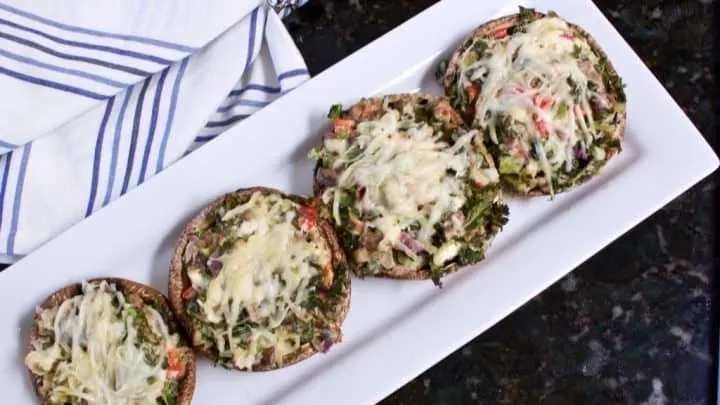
{"left": 1, "top": 0, "right": 717, "bottom": 404}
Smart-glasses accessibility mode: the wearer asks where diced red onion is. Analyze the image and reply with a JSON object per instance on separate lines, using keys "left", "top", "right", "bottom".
{"left": 398, "top": 232, "right": 426, "bottom": 254}
{"left": 321, "top": 339, "right": 333, "bottom": 353}
{"left": 574, "top": 144, "right": 588, "bottom": 161}
{"left": 207, "top": 258, "right": 223, "bottom": 275}
{"left": 317, "top": 169, "right": 337, "bottom": 188}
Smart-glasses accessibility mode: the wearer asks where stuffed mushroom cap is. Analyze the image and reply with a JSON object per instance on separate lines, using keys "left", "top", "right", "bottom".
{"left": 24, "top": 278, "right": 196, "bottom": 405}
{"left": 442, "top": 7, "right": 627, "bottom": 195}
{"left": 168, "top": 187, "right": 351, "bottom": 371}
{"left": 310, "top": 93, "right": 509, "bottom": 286}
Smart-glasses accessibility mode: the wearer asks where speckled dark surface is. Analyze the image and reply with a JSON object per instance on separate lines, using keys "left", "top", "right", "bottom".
{"left": 285, "top": 1, "right": 717, "bottom": 404}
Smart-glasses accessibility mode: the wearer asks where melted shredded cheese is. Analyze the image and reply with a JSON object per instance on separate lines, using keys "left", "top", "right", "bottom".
{"left": 24, "top": 281, "right": 176, "bottom": 405}
{"left": 456, "top": 16, "right": 609, "bottom": 193}
{"left": 323, "top": 103, "right": 490, "bottom": 251}
{"left": 190, "top": 192, "right": 330, "bottom": 369}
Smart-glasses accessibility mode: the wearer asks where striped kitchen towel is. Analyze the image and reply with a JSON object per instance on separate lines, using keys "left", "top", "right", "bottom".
{"left": 0, "top": 0, "right": 311, "bottom": 263}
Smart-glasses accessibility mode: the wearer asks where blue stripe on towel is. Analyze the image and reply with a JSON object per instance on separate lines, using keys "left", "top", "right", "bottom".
{"left": 102, "top": 88, "right": 133, "bottom": 207}
{"left": 156, "top": 57, "right": 188, "bottom": 172}
{"left": 217, "top": 98, "right": 269, "bottom": 113}
{"left": 0, "top": 2, "right": 197, "bottom": 52}
{"left": 0, "top": 153, "right": 12, "bottom": 234}
{"left": 0, "top": 139, "right": 17, "bottom": 150}
{"left": 0, "top": 31, "right": 149, "bottom": 76}
{"left": 0, "top": 145, "right": 14, "bottom": 155}
{"left": 228, "top": 83, "right": 281, "bottom": 97}
{"left": 0, "top": 48, "right": 125, "bottom": 88}
{"left": 201, "top": 65, "right": 311, "bottom": 146}
{"left": 138, "top": 67, "right": 169, "bottom": 183}
{"left": 85, "top": 98, "right": 115, "bottom": 216}
{"left": 0, "top": 65, "right": 105, "bottom": 99}
{"left": 205, "top": 114, "right": 250, "bottom": 129}
{"left": 120, "top": 78, "right": 151, "bottom": 194}
{"left": 6, "top": 143, "right": 31, "bottom": 255}
{"left": 194, "top": 135, "right": 216, "bottom": 143}
{"left": 277, "top": 68, "right": 308, "bottom": 81}
{"left": 244, "top": 8, "right": 259, "bottom": 71}
{"left": 0, "top": 18, "right": 174, "bottom": 65}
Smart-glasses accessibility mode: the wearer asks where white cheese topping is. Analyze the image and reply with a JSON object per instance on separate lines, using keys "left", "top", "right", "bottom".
{"left": 456, "top": 16, "right": 609, "bottom": 192}
{"left": 192, "top": 192, "right": 330, "bottom": 369}
{"left": 323, "top": 102, "right": 487, "bottom": 251}
{"left": 24, "top": 281, "right": 176, "bottom": 405}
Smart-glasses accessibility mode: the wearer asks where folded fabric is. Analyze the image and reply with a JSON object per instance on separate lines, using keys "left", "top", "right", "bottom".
{"left": 0, "top": 0, "right": 311, "bottom": 262}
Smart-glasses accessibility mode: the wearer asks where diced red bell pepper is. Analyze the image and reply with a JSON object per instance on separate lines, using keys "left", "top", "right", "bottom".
{"left": 167, "top": 348, "right": 182, "bottom": 374}
{"left": 333, "top": 118, "right": 355, "bottom": 133}
{"left": 493, "top": 28, "right": 508, "bottom": 39}
{"left": 181, "top": 286, "right": 195, "bottom": 300}
{"left": 532, "top": 94, "right": 552, "bottom": 109}
{"left": 300, "top": 203, "right": 317, "bottom": 231}
{"left": 535, "top": 119, "right": 549, "bottom": 136}
{"left": 465, "top": 84, "right": 479, "bottom": 100}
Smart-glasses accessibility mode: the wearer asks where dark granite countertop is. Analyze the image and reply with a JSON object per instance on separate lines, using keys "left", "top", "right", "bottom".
{"left": 284, "top": 0, "right": 718, "bottom": 404}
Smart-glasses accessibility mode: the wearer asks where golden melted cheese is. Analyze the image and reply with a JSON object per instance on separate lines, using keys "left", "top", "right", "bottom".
{"left": 24, "top": 281, "right": 176, "bottom": 405}
{"left": 192, "top": 192, "right": 330, "bottom": 369}
{"left": 456, "top": 16, "right": 606, "bottom": 193}
{"left": 322, "top": 102, "right": 496, "bottom": 254}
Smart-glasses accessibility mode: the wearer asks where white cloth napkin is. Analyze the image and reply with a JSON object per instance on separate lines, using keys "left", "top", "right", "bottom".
{"left": 0, "top": 0, "right": 311, "bottom": 262}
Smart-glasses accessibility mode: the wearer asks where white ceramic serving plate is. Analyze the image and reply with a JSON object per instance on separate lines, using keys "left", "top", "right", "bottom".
{"left": 1, "top": 0, "right": 717, "bottom": 403}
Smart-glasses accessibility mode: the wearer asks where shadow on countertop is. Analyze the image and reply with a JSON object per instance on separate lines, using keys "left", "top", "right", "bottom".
{"left": 285, "top": 0, "right": 718, "bottom": 404}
